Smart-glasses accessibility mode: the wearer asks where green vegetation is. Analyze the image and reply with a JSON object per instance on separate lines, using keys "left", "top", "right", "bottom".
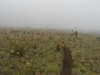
{"left": 0, "top": 28, "right": 100, "bottom": 75}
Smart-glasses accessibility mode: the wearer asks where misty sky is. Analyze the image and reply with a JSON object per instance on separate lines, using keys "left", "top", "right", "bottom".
{"left": 0, "top": 0, "right": 100, "bottom": 30}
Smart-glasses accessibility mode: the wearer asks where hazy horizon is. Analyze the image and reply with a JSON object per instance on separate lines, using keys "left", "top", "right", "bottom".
{"left": 0, "top": 0, "right": 100, "bottom": 31}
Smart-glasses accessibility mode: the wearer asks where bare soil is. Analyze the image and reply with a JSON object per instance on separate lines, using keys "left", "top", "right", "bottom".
{"left": 60, "top": 46, "right": 73, "bottom": 75}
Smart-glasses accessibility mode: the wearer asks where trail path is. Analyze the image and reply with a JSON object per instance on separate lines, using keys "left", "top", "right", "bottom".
{"left": 61, "top": 46, "right": 73, "bottom": 75}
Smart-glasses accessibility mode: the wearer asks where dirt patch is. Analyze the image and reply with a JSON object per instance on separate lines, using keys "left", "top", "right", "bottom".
{"left": 60, "top": 46, "right": 73, "bottom": 75}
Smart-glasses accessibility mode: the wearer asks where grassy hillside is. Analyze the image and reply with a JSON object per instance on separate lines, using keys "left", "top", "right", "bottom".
{"left": 0, "top": 28, "right": 100, "bottom": 75}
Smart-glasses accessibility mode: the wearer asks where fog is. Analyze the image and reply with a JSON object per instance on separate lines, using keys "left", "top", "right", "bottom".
{"left": 0, "top": 0, "right": 100, "bottom": 30}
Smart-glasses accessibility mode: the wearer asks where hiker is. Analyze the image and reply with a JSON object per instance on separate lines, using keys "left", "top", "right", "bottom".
{"left": 75, "top": 31, "right": 78, "bottom": 37}
{"left": 71, "top": 30, "right": 74, "bottom": 36}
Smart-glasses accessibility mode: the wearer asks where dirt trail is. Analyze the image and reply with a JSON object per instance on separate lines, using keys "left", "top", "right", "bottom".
{"left": 60, "top": 46, "right": 73, "bottom": 75}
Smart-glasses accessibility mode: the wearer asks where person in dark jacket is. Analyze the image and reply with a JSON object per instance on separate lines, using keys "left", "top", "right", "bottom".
{"left": 75, "top": 31, "right": 78, "bottom": 37}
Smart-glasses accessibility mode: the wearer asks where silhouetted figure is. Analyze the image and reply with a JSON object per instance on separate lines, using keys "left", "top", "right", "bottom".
{"left": 75, "top": 31, "right": 78, "bottom": 37}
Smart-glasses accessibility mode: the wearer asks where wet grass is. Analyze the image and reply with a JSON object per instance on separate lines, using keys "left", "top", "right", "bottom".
{"left": 0, "top": 28, "right": 100, "bottom": 75}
